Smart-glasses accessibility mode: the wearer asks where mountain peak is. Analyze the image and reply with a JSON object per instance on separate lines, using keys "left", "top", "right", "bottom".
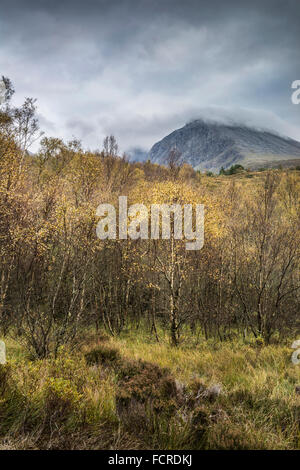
{"left": 149, "top": 120, "right": 300, "bottom": 172}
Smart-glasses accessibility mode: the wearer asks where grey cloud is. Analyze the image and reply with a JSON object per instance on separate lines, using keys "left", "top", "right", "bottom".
{"left": 0, "top": 0, "right": 299, "bottom": 152}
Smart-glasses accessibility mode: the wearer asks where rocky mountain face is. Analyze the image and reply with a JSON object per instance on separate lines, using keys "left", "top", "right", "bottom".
{"left": 148, "top": 120, "right": 300, "bottom": 172}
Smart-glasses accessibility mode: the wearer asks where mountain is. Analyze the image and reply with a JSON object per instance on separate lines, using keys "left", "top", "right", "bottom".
{"left": 149, "top": 120, "right": 300, "bottom": 172}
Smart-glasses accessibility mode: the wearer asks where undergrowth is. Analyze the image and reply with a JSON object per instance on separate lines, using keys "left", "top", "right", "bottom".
{"left": 0, "top": 329, "right": 299, "bottom": 450}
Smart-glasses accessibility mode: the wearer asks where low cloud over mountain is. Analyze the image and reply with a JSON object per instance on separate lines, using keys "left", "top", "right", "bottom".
{"left": 149, "top": 120, "right": 300, "bottom": 172}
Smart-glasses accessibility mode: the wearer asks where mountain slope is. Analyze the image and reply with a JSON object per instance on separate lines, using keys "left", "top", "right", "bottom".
{"left": 149, "top": 120, "right": 300, "bottom": 172}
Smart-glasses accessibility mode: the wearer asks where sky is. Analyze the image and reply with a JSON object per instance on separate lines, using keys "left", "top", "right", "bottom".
{"left": 0, "top": 0, "right": 300, "bottom": 155}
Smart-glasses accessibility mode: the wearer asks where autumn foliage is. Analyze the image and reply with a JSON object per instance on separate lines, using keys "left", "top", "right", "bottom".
{"left": 0, "top": 79, "right": 299, "bottom": 358}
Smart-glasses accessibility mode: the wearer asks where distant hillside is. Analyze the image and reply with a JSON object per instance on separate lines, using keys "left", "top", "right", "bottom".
{"left": 149, "top": 120, "right": 300, "bottom": 172}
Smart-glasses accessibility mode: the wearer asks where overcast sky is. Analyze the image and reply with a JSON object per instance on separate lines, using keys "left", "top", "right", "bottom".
{"left": 1, "top": 0, "right": 300, "bottom": 154}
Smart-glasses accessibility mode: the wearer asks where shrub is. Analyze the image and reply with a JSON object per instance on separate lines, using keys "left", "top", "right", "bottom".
{"left": 254, "top": 336, "right": 265, "bottom": 348}
{"left": 190, "top": 405, "right": 210, "bottom": 443}
{"left": 219, "top": 164, "right": 245, "bottom": 175}
{"left": 43, "top": 377, "right": 83, "bottom": 426}
{"left": 116, "top": 359, "right": 182, "bottom": 422}
{"left": 49, "top": 352, "right": 86, "bottom": 391}
{"left": 0, "top": 364, "right": 11, "bottom": 397}
{"left": 85, "top": 346, "right": 121, "bottom": 367}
